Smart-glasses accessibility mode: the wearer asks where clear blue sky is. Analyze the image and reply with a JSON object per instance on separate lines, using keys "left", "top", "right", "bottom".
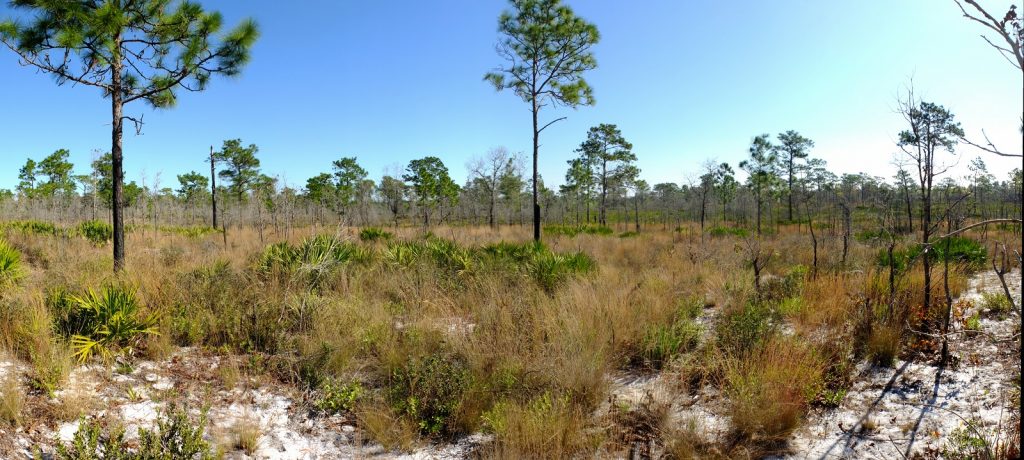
{"left": 1, "top": 1, "right": 1021, "bottom": 192}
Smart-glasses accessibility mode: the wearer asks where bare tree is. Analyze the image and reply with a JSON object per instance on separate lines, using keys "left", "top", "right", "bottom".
{"left": 953, "top": 0, "right": 1023, "bottom": 158}
{"left": 467, "top": 147, "right": 514, "bottom": 229}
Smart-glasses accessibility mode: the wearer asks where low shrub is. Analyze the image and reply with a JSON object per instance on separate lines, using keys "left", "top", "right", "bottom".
{"left": 980, "top": 291, "right": 1013, "bottom": 316}
{"left": 359, "top": 227, "right": 393, "bottom": 242}
{"left": 388, "top": 353, "right": 472, "bottom": 438}
{"left": 707, "top": 226, "right": 748, "bottom": 238}
{"left": 75, "top": 220, "right": 113, "bottom": 245}
{"left": 941, "top": 418, "right": 991, "bottom": 460}
{"left": 876, "top": 236, "right": 987, "bottom": 273}
{"left": 0, "top": 239, "right": 24, "bottom": 287}
{"left": 543, "top": 224, "right": 614, "bottom": 237}
{"left": 54, "top": 405, "right": 214, "bottom": 460}
{"left": 618, "top": 231, "right": 640, "bottom": 238}
{"left": 66, "top": 286, "right": 159, "bottom": 362}
{"left": 315, "top": 379, "right": 364, "bottom": 415}
{"left": 1, "top": 220, "right": 62, "bottom": 237}
{"left": 716, "top": 302, "right": 775, "bottom": 356}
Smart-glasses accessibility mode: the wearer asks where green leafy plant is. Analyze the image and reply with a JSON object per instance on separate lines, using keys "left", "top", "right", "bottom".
{"left": 67, "top": 286, "right": 159, "bottom": 362}
{"left": 54, "top": 405, "right": 213, "bottom": 460}
{"left": 359, "top": 227, "right": 393, "bottom": 242}
{"left": 0, "top": 239, "right": 24, "bottom": 287}
{"left": 75, "top": 220, "right": 113, "bottom": 245}
{"left": 315, "top": 380, "right": 364, "bottom": 415}
{"left": 388, "top": 353, "right": 471, "bottom": 438}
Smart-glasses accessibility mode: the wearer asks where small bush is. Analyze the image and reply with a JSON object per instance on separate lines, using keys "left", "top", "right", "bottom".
{"left": 1, "top": 220, "right": 62, "bottom": 237}
{"left": 528, "top": 251, "right": 596, "bottom": 292}
{"left": 359, "top": 227, "right": 393, "bottom": 242}
{"left": 618, "top": 231, "right": 640, "bottom": 238}
{"left": 716, "top": 302, "right": 774, "bottom": 356}
{"left": 707, "top": 226, "right": 748, "bottom": 238}
{"left": 315, "top": 380, "right": 363, "bottom": 415}
{"left": 941, "top": 419, "right": 990, "bottom": 460}
{"left": 75, "top": 220, "right": 113, "bottom": 245}
{"left": 877, "top": 236, "right": 987, "bottom": 272}
{"left": 388, "top": 353, "right": 471, "bottom": 438}
{"left": 55, "top": 405, "right": 214, "bottom": 460}
{"left": 543, "top": 224, "right": 613, "bottom": 237}
{"left": 67, "top": 286, "right": 159, "bottom": 362}
{"left": 980, "top": 292, "right": 1013, "bottom": 316}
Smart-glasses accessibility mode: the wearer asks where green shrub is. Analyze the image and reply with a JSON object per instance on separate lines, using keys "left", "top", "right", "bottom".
{"left": 854, "top": 229, "right": 894, "bottom": 243}
{"left": 359, "top": 227, "right": 393, "bottom": 242}
{"left": 528, "top": 251, "right": 596, "bottom": 292}
{"left": 388, "top": 353, "right": 471, "bottom": 438}
{"left": 707, "top": 226, "right": 748, "bottom": 238}
{"left": 877, "top": 236, "right": 987, "bottom": 272}
{"left": 543, "top": 224, "right": 613, "bottom": 237}
{"left": 315, "top": 380, "right": 364, "bottom": 415}
{"left": 941, "top": 419, "right": 990, "bottom": 460}
{"left": 0, "top": 239, "right": 24, "bottom": 287}
{"left": 67, "top": 286, "right": 159, "bottom": 362}
{"left": 1, "top": 220, "right": 62, "bottom": 237}
{"left": 980, "top": 292, "right": 1013, "bottom": 316}
{"left": 158, "top": 225, "right": 220, "bottom": 238}
{"left": 618, "top": 231, "right": 640, "bottom": 238}
{"left": 716, "top": 302, "right": 774, "bottom": 356}
{"left": 54, "top": 405, "right": 213, "bottom": 460}
{"left": 256, "top": 235, "right": 371, "bottom": 289}
{"left": 75, "top": 220, "right": 113, "bottom": 245}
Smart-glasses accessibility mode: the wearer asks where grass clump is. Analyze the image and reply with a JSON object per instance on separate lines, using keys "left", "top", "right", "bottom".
{"left": 724, "top": 337, "right": 823, "bottom": 441}
{"left": 481, "top": 392, "right": 594, "bottom": 459}
{"left": 0, "top": 374, "right": 25, "bottom": 427}
{"left": 866, "top": 323, "right": 901, "bottom": 367}
{"left": 638, "top": 298, "right": 703, "bottom": 369}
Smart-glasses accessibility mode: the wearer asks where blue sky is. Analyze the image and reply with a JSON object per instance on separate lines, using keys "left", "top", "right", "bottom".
{"left": 1, "top": 1, "right": 1021, "bottom": 192}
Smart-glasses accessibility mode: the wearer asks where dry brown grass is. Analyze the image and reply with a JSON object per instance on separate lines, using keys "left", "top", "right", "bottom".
{"left": 0, "top": 220, "right": 1013, "bottom": 455}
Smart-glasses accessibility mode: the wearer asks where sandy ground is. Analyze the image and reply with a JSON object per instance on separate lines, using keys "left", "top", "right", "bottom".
{"left": 2, "top": 269, "right": 1019, "bottom": 459}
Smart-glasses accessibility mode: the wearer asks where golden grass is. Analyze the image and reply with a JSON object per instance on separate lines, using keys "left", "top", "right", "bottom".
{"left": 0, "top": 221, "right": 1014, "bottom": 454}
